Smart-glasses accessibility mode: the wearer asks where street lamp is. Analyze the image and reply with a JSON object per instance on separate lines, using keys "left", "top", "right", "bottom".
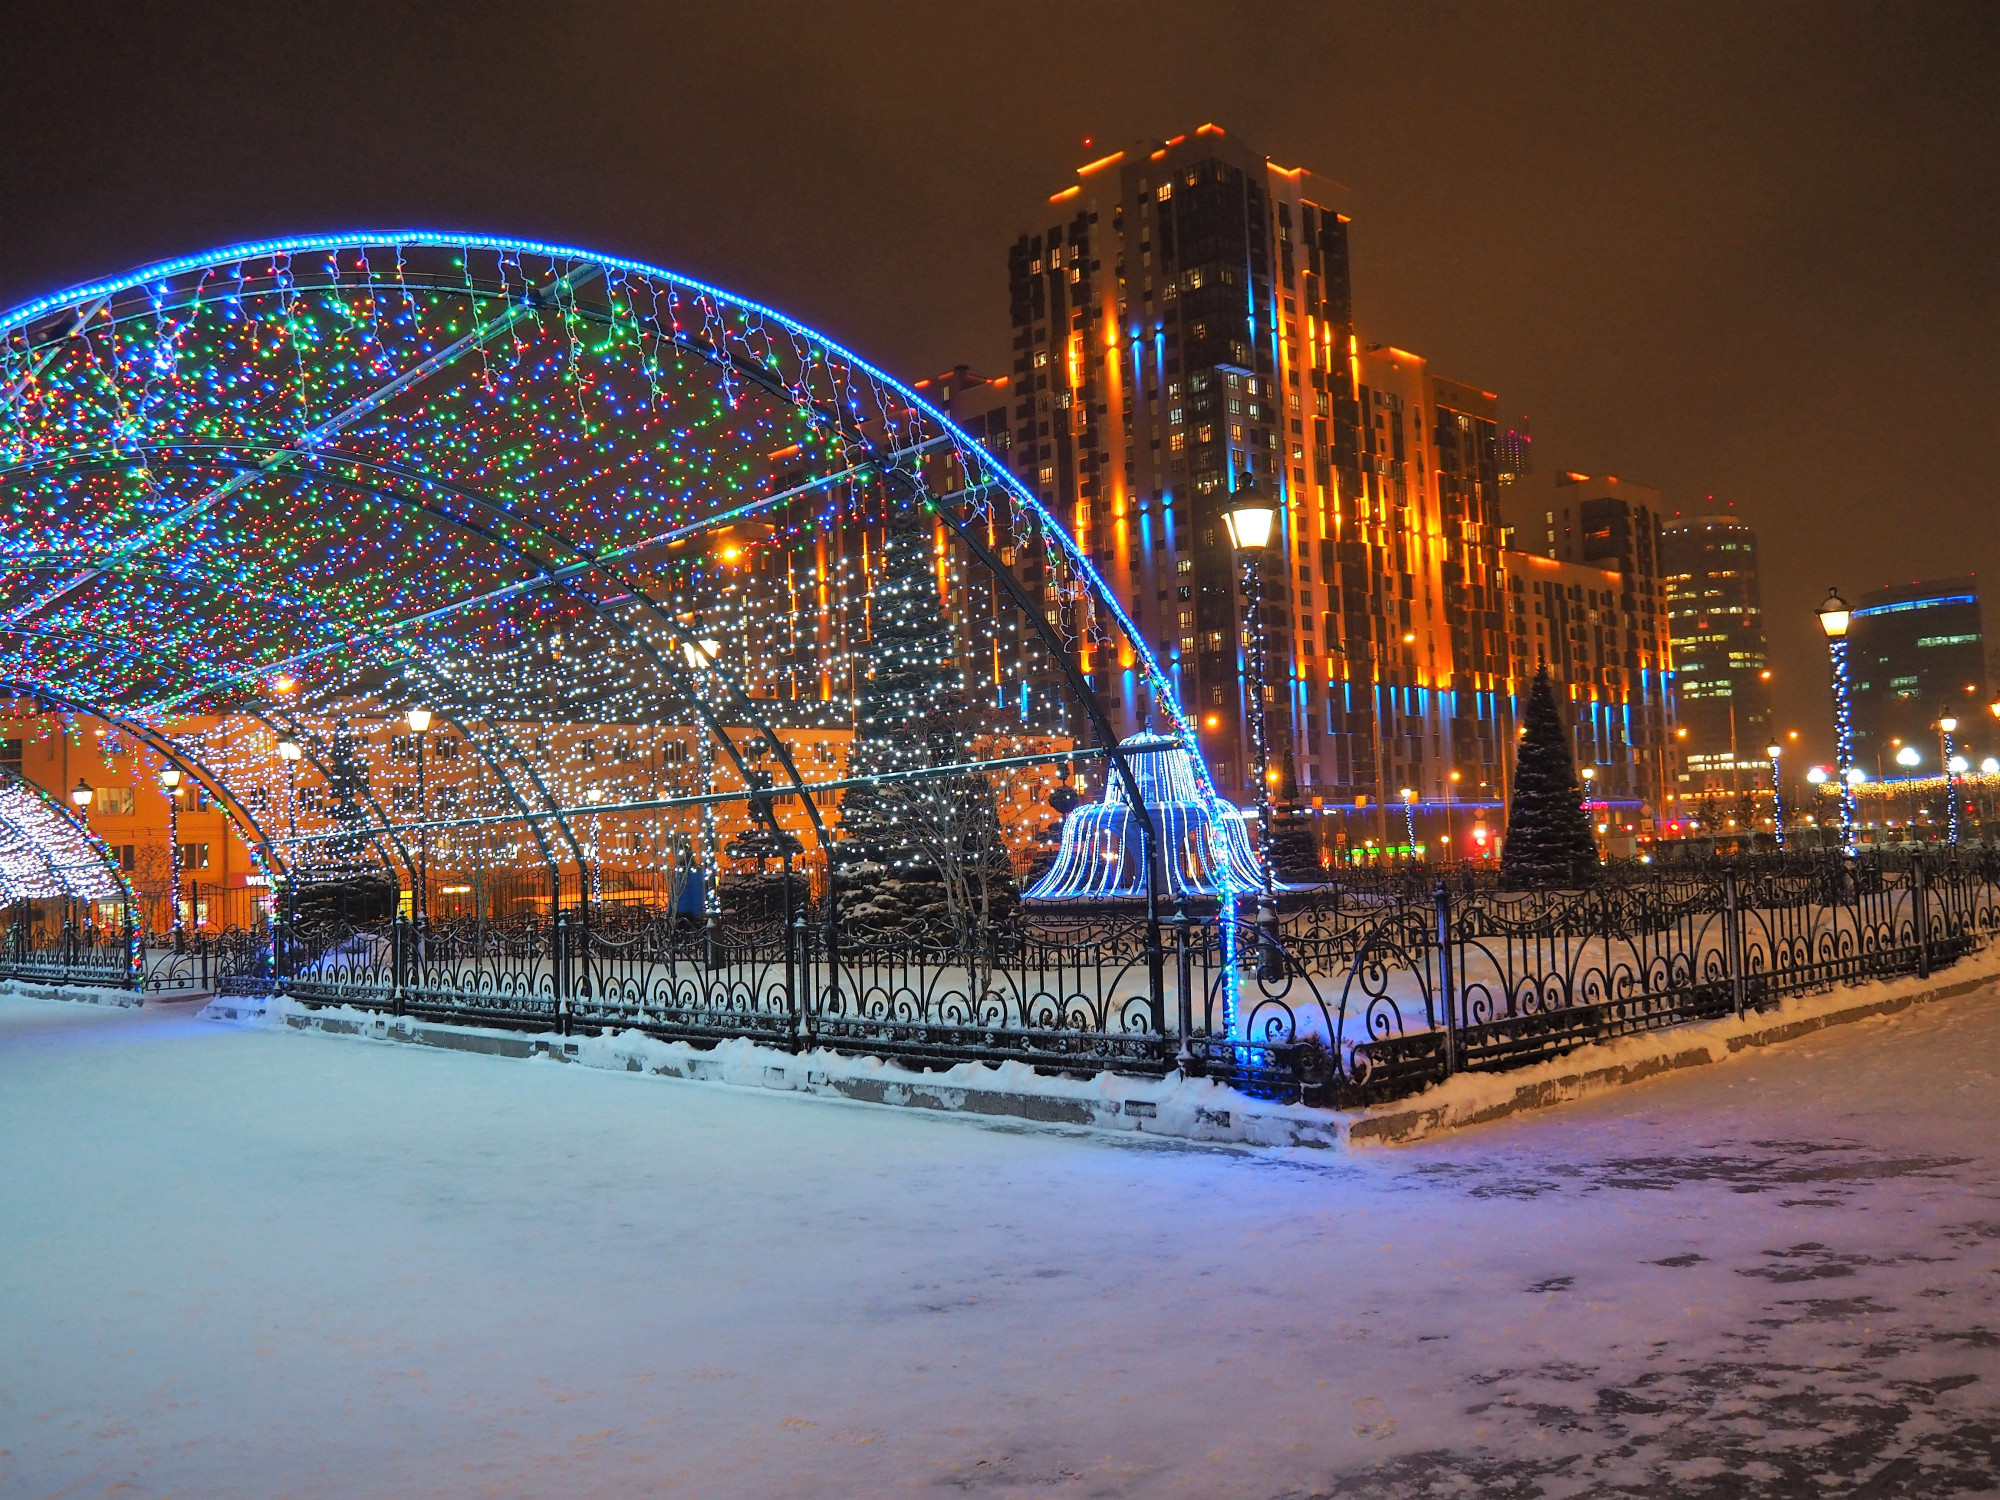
{"left": 69, "top": 778, "right": 94, "bottom": 811}
{"left": 276, "top": 736, "right": 303, "bottom": 838}
{"left": 1817, "top": 588, "right": 1857, "bottom": 854}
{"left": 1766, "top": 743, "right": 1784, "bottom": 849}
{"left": 1224, "top": 475, "right": 1279, "bottom": 904}
{"left": 158, "top": 767, "right": 184, "bottom": 946}
{"left": 1580, "top": 766, "right": 1600, "bottom": 854}
{"left": 1399, "top": 786, "right": 1417, "bottom": 860}
{"left": 1446, "top": 769, "right": 1460, "bottom": 859}
{"left": 406, "top": 707, "right": 432, "bottom": 924}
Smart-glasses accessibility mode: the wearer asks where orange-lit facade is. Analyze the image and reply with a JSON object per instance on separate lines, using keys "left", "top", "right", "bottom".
{"left": 0, "top": 706, "right": 262, "bottom": 930}
{"left": 1502, "top": 470, "right": 1679, "bottom": 816}
{"left": 1001, "top": 127, "right": 1534, "bottom": 858}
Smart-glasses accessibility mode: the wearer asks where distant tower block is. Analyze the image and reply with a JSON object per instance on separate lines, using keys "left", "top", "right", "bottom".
{"left": 1024, "top": 735, "right": 1265, "bottom": 901}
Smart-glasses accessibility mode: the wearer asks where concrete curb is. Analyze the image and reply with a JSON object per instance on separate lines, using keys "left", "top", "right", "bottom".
{"left": 1, "top": 977, "right": 143, "bottom": 1008}
{"left": 198, "top": 963, "right": 1999, "bottom": 1151}
{"left": 238, "top": 1006, "right": 1345, "bottom": 1149}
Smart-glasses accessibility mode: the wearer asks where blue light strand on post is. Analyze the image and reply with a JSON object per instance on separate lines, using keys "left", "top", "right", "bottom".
{"left": 1770, "top": 746, "right": 1786, "bottom": 849}
{"left": 1940, "top": 719, "right": 1961, "bottom": 846}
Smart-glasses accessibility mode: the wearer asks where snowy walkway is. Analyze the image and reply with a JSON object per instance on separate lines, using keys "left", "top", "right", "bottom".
{"left": 2, "top": 988, "right": 1997, "bottom": 1497}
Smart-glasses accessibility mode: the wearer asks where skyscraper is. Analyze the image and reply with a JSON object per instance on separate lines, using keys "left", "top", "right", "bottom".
{"left": 1660, "top": 507, "right": 1771, "bottom": 791}
{"left": 1004, "top": 125, "right": 1355, "bottom": 808}
{"left": 1003, "top": 127, "right": 1525, "bottom": 860}
{"left": 1848, "top": 578, "right": 1988, "bottom": 775}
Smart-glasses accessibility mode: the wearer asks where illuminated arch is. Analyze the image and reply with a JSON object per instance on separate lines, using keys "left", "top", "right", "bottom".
{"left": 0, "top": 765, "right": 132, "bottom": 906}
{"left": 0, "top": 233, "right": 1239, "bottom": 908}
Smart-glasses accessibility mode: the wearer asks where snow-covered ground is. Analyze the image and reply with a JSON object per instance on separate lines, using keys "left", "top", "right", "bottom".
{"left": 2, "top": 983, "right": 1996, "bottom": 1497}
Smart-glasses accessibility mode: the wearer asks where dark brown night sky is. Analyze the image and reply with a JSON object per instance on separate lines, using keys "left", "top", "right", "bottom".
{"left": 7, "top": 1, "right": 1995, "bottom": 759}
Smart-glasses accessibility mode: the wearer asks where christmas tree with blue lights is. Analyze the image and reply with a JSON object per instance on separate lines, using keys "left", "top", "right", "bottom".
{"left": 1502, "top": 667, "right": 1600, "bottom": 888}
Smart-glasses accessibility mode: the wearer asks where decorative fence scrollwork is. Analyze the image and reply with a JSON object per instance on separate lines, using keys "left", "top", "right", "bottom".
{"left": 14, "top": 848, "right": 1998, "bottom": 1114}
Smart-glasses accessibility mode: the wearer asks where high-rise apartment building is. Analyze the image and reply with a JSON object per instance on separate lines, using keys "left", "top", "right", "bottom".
{"left": 1848, "top": 578, "right": 1988, "bottom": 774}
{"left": 1659, "top": 508, "right": 1770, "bottom": 791}
{"left": 1003, "top": 125, "right": 1353, "bottom": 807}
{"left": 1503, "top": 470, "right": 1678, "bottom": 811}
{"left": 1001, "top": 127, "right": 1524, "bottom": 858}
{"left": 1501, "top": 552, "right": 1668, "bottom": 823}
{"left": 998, "top": 126, "right": 1683, "bottom": 859}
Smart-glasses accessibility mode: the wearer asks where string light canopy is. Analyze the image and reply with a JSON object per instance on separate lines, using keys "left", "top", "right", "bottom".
{"left": 0, "top": 233, "right": 1225, "bottom": 898}
{"left": 0, "top": 766, "right": 132, "bottom": 903}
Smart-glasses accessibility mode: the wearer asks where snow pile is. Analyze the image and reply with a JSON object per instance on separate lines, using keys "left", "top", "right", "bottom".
{"left": 197, "top": 941, "right": 2000, "bottom": 1151}
{"left": 0, "top": 976, "right": 141, "bottom": 1008}
{"left": 216, "top": 992, "right": 1344, "bottom": 1147}
{"left": 1355, "top": 939, "right": 2000, "bottom": 1140}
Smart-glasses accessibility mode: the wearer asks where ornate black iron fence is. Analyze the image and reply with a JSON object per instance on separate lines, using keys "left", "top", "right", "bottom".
{"left": 2, "top": 898, "right": 135, "bottom": 989}
{"left": 1213, "top": 848, "right": 2000, "bottom": 1105}
{"left": 26, "top": 847, "right": 1974, "bottom": 1111}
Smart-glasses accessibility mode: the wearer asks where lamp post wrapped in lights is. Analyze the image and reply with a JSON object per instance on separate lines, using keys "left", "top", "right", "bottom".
{"left": 158, "top": 767, "right": 184, "bottom": 947}
{"left": 406, "top": 707, "right": 432, "bottom": 926}
{"left": 1817, "top": 588, "right": 1858, "bottom": 855}
{"left": 1224, "top": 476, "right": 1280, "bottom": 978}
{"left": 1767, "top": 743, "right": 1785, "bottom": 849}
{"left": 276, "top": 736, "right": 303, "bottom": 838}
{"left": 1938, "top": 716, "right": 1961, "bottom": 845}
{"left": 1222, "top": 476, "right": 1277, "bottom": 900}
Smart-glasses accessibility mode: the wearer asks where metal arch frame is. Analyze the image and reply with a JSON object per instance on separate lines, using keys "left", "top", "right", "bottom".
{"left": 6, "top": 410, "right": 857, "bottom": 856}
{"left": 0, "top": 763, "right": 139, "bottom": 956}
{"left": 0, "top": 679, "right": 286, "bottom": 878}
{"left": 0, "top": 230, "right": 1204, "bottom": 753}
{"left": 0, "top": 233, "right": 1236, "bottom": 926}
{"left": 0, "top": 766, "right": 127, "bottom": 904}
{"left": 247, "top": 704, "right": 421, "bottom": 885}
{"left": 1, "top": 442, "right": 830, "bottom": 859}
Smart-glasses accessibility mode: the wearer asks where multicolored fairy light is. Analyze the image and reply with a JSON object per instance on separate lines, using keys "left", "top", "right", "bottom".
{"left": 0, "top": 234, "right": 1231, "bottom": 958}
{"left": 0, "top": 765, "right": 130, "bottom": 904}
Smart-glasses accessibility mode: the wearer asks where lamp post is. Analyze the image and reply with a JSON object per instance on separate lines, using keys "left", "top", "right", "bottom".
{"left": 158, "top": 767, "right": 183, "bottom": 947}
{"left": 1806, "top": 764, "right": 1828, "bottom": 848}
{"left": 1817, "top": 588, "right": 1858, "bottom": 855}
{"left": 406, "top": 707, "right": 432, "bottom": 926}
{"left": 1766, "top": 743, "right": 1784, "bottom": 849}
{"left": 276, "top": 737, "right": 303, "bottom": 838}
{"left": 1445, "top": 769, "right": 1459, "bottom": 861}
{"left": 65, "top": 780, "right": 95, "bottom": 968}
{"left": 1580, "top": 766, "right": 1600, "bottom": 855}
{"left": 1399, "top": 786, "right": 1417, "bottom": 861}
{"left": 681, "top": 640, "right": 724, "bottom": 917}
{"left": 1223, "top": 477, "right": 1277, "bottom": 902}
{"left": 1894, "top": 744, "right": 1922, "bottom": 840}
{"left": 1938, "top": 716, "right": 1960, "bottom": 846}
